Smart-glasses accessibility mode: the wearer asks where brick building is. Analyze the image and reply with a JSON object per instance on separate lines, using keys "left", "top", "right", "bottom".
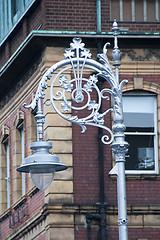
{"left": 0, "top": 0, "right": 160, "bottom": 239}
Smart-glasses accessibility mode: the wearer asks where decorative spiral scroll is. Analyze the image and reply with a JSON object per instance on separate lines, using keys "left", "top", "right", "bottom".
{"left": 49, "top": 69, "right": 114, "bottom": 144}
{"left": 23, "top": 37, "right": 128, "bottom": 145}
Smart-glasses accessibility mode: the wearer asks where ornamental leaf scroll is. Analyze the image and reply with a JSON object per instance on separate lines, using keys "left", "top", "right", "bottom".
{"left": 24, "top": 38, "right": 128, "bottom": 145}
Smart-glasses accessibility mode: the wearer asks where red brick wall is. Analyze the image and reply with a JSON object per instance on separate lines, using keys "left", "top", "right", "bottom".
{"left": 73, "top": 74, "right": 160, "bottom": 205}
{"left": 75, "top": 226, "right": 160, "bottom": 239}
{"left": 75, "top": 227, "right": 99, "bottom": 240}
{"left": 45, "top": 0, "right": 97, "bottom": 31}
{"left": 73, "top": 124, "right": 100, "bottom": 203}
{"left": 72, "top": 80, "right": 116, "bottom": 204}
{"left": 0, "top": 89, "right": 45, "bottom": 239}
{"left": 107, "top": 228, "right": 160, "bottom": 240}
{"left": 0, "top": 190, "right": 45, "bottom": 240}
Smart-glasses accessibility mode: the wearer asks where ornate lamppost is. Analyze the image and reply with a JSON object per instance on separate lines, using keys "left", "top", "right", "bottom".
{"left": 17, "top": 21, "right": 129, "bottom": 240}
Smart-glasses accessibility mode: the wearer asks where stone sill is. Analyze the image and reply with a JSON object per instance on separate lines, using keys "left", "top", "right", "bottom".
{"left": 109, "top": 173, "right": 160, "bottom": 181}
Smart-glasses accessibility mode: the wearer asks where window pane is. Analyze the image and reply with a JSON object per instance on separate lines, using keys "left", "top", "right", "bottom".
{"left": 11, "top": 0, "right": 18, "bottom": 17}
{"left": 20, "top": 126, "right": 25, "bottom": 195}
{"left": 123, "top": 94, "right": 157, "bottom": 172}
{"left": 123, "top": 0, "right": 132, "bottom": 21}
{"left": 147, "top": 0, "right": 155, "bottom": 21}
{"left": 110, "top": 0, "right": 120, "bottom": 21}
{"left": 124, "top": 113, "right": 154, "bottom": 128}
{"left": 5, "top": 142, "right": 10, "bottom": 208}
{"left": 135, "top": 0, "right": 143, "bottom": 21}
{"left": 123, "top": 96, "right": 154, "bottom": 113}
{"left": 125, "top": 134, "right": 154, "bottom": 170}
{"left": 123, "top": 96, "right": 155, "bottom": 129}
{"left": 159, "top": 0, "right": 160, "bottom": 21}
{"left": 126, "top": 127, "right": 154, "bottom": 133}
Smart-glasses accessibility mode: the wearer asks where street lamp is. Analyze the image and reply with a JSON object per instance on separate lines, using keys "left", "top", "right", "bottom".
{"left": 17, "top": 97, "right": 68, "bottom": 191}
{"left": 17, "top": 20, "right": 129, "bottom": 239}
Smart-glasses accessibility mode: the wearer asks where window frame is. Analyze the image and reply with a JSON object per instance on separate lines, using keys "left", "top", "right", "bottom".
{"left": 0, "top": 125, "right": 10, "bottom": 212}
{"left": 110, "top": 0, "right": 159, "bottom": 22}
{"left": 123, "top": 92, "right": 158, "bottom": 175}
{"left": 3, "top": 137, "right": 10, "bottom": 209}
{"left": 17, "top": 121, "right": 25, "bottom": 195}
{"left": 0, "top": 0, "right": 37, "bottom": 46}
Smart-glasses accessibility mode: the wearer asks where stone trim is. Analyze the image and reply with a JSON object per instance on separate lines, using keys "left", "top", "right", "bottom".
{"left": 1, "top": 125, "right": 10, "bottom": 141}
{"left": 123, "top": 79, "right": 160, "bottom": 94}
{"left": 2, "top": 202, "right": 160, "bottom": 239}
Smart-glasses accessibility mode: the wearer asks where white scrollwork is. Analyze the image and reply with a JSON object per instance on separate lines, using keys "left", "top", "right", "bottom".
{"left": 24, "top": 37, "right": 128, "bottom": 145}
{"left": 97, "top": 43, "right": 116, "bottom": 88}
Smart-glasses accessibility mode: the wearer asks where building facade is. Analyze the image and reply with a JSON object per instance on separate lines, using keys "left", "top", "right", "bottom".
{"left": 0, "top": 0, "right": 160, "bottom": 239}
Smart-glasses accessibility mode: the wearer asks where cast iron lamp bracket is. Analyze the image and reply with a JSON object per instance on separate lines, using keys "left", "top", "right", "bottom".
{"left": 17, "top": 20, "right": 129, "bottom": 240}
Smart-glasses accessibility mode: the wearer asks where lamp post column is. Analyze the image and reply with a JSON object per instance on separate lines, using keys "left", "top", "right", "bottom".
{"left": 35, "top": 98, "right": 45, "bottom": 141}
{"left": 110, "top": 20, "right": 129, "bottom": 240}
{"left": 111, "top": 125, "right": 128, "bottom": 240}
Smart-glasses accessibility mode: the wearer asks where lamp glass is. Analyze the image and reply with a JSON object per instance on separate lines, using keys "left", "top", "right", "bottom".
{"left": 30, "top": 168, "right": 55, "bottom": 191}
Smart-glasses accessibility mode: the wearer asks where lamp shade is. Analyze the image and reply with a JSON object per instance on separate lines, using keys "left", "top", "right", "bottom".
{"left": 17, "top": 141, "right": 68, "bottom": 190}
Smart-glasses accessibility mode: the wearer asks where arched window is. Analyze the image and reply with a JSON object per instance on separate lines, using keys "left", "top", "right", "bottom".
{"left": 122, "top": 91, "right": 158, "bottom": 174}
{"left": 16, "top": 119, "right": 25, "bottom": 195}
{"left": 0, "top": 125, "right": 10, "bottom": 213}
{"left": 13, "top": 110, "right": 25, "bottom": 201}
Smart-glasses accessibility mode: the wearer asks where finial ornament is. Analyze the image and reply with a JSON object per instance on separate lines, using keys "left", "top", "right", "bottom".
{"left": 112, "top": 19, "right": 121, "bottom": 67}
{"left": 112, "top": 19, "right": 119, "bottom": 31}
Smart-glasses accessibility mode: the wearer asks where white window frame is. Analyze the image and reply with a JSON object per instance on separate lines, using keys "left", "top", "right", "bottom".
{"left": 120, "top": 0, "right": 123, "bottom": 22}
{"left": 17, "top": 122, "right": 25, "bottom": 195}
{"left": 3, "top": 137, "right": 10, "bottom": 208}
{"left": 131, "top": 0, "right": 135, "bottom": 21}
{"left": 156, "top": 0, "right": 159, "bottom": 21}
{"left": 143, "top": 0, "right": 147, "bottom": 22}
{"left": 123, "top": 93, "right": 158, "bottom": 175}
{"left": 21, "top": 126, "right": 25, "bottom": 195}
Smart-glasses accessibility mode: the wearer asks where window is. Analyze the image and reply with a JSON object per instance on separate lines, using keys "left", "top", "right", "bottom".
{"left": 123, "top": 93, "right": 158, "bottom": 174}
{"left": 0, "top": 0, "right": 36, "bottom": 45}
{"left": 0, "top": 126, "right": 10, "bottom": 213}
{"left": 11, "top": 0, "right": 20, "bottom": 24}
{"left": 13, "top": 110, "right": 26, "bottom": 200}
{"left": 110, "top": 0, "right": 159, "bottom": 22}
{"left": 3, "top": 138, "right": 10, "bottom": 208}
{"left": 17, "top": 121, "right": 25, "bottom": 195}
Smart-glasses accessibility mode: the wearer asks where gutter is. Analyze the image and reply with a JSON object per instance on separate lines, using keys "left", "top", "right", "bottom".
{"left": 25, "top": 29, "right": 160, "bottom": 37}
